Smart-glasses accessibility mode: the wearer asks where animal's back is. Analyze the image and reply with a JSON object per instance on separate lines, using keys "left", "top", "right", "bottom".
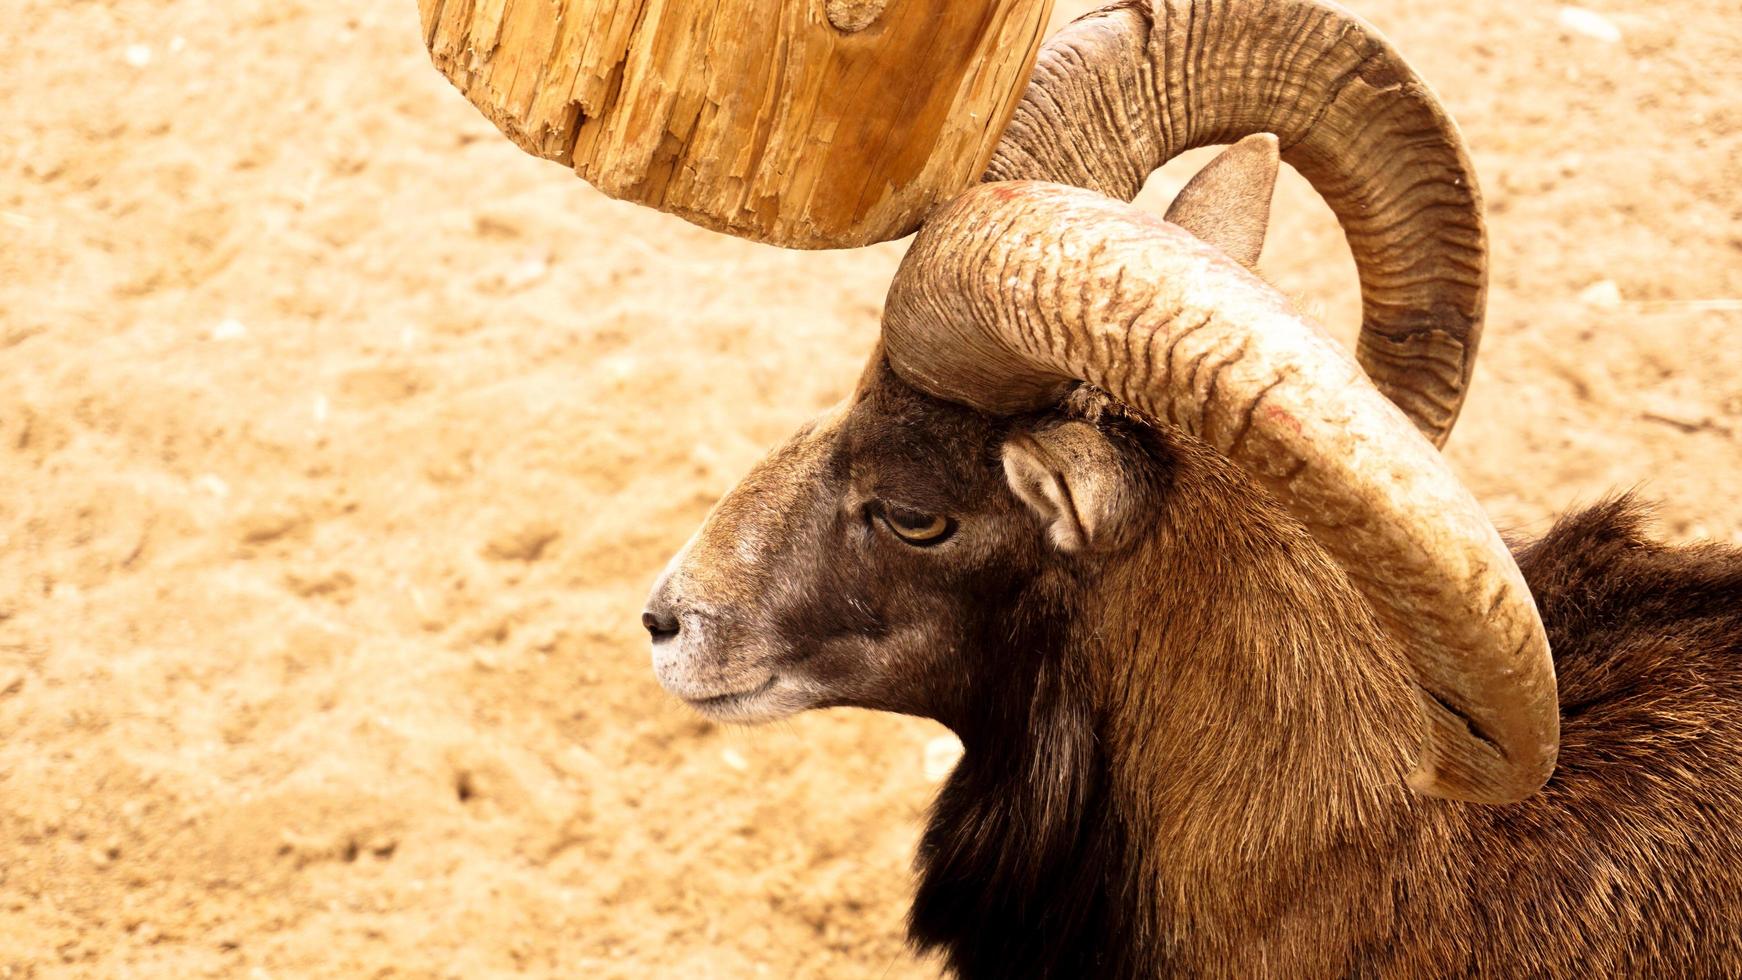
{"left": 1380, "top": 499, "right": 1742, "bottom": 976}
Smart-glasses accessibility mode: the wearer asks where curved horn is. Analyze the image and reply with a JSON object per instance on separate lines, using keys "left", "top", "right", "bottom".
{"left": 884, "top": 182, "right": 1555, "bottom": 805}
{"left": 984, "top": 0, "right": 1486, "bottom": 448}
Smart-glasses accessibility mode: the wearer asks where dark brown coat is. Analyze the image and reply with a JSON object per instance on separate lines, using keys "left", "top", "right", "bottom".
{"left": 910, "top": 394, "right": 1742, "bottom": 978}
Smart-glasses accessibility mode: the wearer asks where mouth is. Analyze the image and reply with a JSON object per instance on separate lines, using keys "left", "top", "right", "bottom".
{"left": 651, "top": 636, "right": 805, "bottom": 724}
{"left": 684, "top": 674, "right": 779, "bottom": 712}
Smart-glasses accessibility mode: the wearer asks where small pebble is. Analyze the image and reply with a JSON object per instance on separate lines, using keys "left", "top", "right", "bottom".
{"left": 482, "top": 522, "right": 561, "bottom": 562}
{"left": 1558, "top": 7, "right": 1622, "bottom": 44}
{"left": 211, "top": 317, "right": 248, "bottom": 341}
{"left": 923, "top": 735, "right": 964, "bottom": 782}
{"left": 498, "top": 253, "right": 551, "bottom": 292}
{"left": 237, "top": 505, "right": 304, "bottom": 544}
{"left": 1577, "top": 279, "right": 1622, "bottom": 310}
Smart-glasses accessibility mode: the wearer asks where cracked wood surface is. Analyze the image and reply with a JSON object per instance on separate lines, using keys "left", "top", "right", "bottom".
{"left": 420, "top": 0, "right": 1054, "bottom": 248}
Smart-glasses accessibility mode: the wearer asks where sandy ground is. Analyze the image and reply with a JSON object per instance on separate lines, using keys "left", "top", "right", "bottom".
{"left": 2, "top": 0, "right": 1739, "bottom": 976}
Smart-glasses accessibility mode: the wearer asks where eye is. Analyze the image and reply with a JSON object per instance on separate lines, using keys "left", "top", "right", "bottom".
{"left": 876, "top": 504, "right": 956, "bottom": 547}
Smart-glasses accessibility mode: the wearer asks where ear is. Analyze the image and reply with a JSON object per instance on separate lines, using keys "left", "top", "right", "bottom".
{"left": 1002, "top": 421, "right": 1139, "bottom": 555}
{"left": 1163, "top": 132, "right": 1280, "bottom": 268}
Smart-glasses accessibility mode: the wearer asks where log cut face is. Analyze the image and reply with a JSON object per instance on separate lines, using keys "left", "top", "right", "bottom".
{"left": 420, "top": 0, "right": 1054, "bottom": 248}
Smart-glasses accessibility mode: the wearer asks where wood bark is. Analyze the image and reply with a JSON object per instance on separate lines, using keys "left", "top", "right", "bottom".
{"left": 420, "top": 0, "right": 1055, "bottom": 249}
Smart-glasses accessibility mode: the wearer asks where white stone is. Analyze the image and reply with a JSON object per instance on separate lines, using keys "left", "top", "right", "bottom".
{"left": 1558, "top": 7, "right": 1623, "bottom": 44}
{"left": 1577, "top": 279, "right": 1623, "bottom": 310}
{"left": 923, "top": 735, "right": 964, "bottom": 782}
{"left": 500, "top": 253, "right": 551, "bottom": 292}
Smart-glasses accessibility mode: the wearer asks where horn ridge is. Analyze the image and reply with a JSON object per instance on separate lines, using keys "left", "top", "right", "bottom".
{"left": 984, "top": 0, "right": 1488, "bottom": 448}
{"left": 883, "top": 182, "right": 1557, "bottom": 804}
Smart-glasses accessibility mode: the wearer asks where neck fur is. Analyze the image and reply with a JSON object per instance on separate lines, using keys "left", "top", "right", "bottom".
{"left": 1084, "top": 439, "right": 1427, "bottom": 962}
{"left": 912, "top": 435, "right": 1430, "bottom": 977}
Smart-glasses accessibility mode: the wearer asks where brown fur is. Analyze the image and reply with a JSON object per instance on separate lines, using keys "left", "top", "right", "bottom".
{"left": 649, "top": 361, "right": 1742, "bottom": 977}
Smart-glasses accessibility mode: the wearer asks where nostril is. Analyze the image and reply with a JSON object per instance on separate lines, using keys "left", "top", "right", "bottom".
{"left": 642, "top": 609, "right": 681, "bottom": 641}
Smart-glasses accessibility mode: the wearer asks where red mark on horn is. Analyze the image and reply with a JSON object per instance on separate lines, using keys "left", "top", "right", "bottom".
{"left": 1266, "top": 406, "right": 1303, "bottom": 437}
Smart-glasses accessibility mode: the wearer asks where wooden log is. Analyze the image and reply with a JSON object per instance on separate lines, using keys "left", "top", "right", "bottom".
{"left": 420, "top": 0, "right": 1055, "bottom": 249}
